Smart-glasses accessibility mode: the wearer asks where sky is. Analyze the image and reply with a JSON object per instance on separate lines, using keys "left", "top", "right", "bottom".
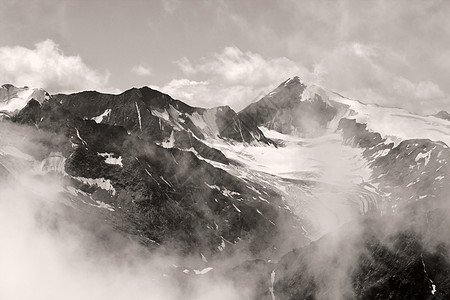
{"left": 0, "top": 0, "right": 449, "bottom": 114}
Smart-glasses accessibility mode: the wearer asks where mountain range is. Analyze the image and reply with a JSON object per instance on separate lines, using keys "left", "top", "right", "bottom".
{"left": 1, "top": 77, "right": 449, "bottom": 299}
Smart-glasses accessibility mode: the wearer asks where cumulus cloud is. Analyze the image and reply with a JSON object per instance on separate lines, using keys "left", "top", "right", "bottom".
{"left": 167, "top": 44, "right": 432, "bottom": 113}
{"left": 159, "top": 46, "right": 307, "bottom": 110}
{"left": 160, "top": 43, "right": 449, "bottom": 114}
{"left": 176, "top": 46, "right": 308, "bottom": 86}
{"left": 0, "top": 39, "right": 111, "bottom": 93}
{"left": 154, "top": 78, "right": 269, "bottom": 109}
{"left": 312, "top": 43, "right": 449, "bottom": 114}
{"left": 131, "top": 65, "right": 152, "bottom": 76}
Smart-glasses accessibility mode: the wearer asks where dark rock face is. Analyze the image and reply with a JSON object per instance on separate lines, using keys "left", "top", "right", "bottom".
{"left": 54, "top": 86, "right": 269, "bottom": 142}
{"left": 12, "top": 91, "right": 308, "bottom": 259}
{"left": 434, "top": 110, "right": 450, "bottom": 121}
{"left": 7, "top": 78, "right": 450, "bottom": 299}
{"left": 239, "top": 77, "right": 338, "bottom": 136}
{"left": 338, "top": 118, "right": 450, "bottom": 213}
{"left": 259, "top": 118, "right": 450, "bottom": 299}
{"left": 52, "top": 87, "right": 271, "bottom": 164}
{"left": 274, "top": 210, "right": 450, "bottom": 300}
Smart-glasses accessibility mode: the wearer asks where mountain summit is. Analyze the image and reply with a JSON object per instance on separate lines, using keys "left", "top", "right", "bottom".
{"left": 239, "top": 76, "right": 338, "bottom": 136}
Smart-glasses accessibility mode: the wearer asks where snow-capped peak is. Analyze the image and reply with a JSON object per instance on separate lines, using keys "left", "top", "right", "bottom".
{"left": 0, "top": 84, "right": 50, "bottom": 116}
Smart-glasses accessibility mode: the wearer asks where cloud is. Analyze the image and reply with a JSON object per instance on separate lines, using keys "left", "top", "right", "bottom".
{"left": 176, "top": 46, "right": 308, "bottom": 86}
{"left": 0, "top": 39, "right": 111, "bottom": 93}
{"left": 131, "top": 65, "right": 152, "bottom": 76}
{"left": 161, "top": 0, "right": 180, "bottom": 14}
{"left": 160, "top": 46, "right": 307, "bottom": 110}
{"left": 393, "top": 77, "right": 445, "bottom": 100}
{"left": 155, "top": 78, "right": 270, "bottom": 110}
{"left": 312, "top": 43, "right": 449, "bottom": 114}
{"left": 160, "top": 43, "right": 449, "bottom": 114}
{"left": 153, "top": 79, "right": 209, "bottom": 104}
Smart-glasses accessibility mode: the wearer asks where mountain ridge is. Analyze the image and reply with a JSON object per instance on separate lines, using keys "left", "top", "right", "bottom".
{"left": 2, "top": 77, "right": 450, "bottom": 299}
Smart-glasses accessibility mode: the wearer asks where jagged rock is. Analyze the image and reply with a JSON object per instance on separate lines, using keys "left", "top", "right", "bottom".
{"left": 239, "top": 77, "right": 338, "bottom": 137}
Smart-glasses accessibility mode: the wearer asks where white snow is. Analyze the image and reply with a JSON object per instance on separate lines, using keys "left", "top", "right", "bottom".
{"left": 206, "top": 128, "right": 371, "bottom": 185}
{"left": 435, "top": 175, "right": 445, "bottom": 181}
{"left": 91, "top": 109, "right": 111, "bottom": 123}
{"left": 160, "top": 176, "right": 174, "bottom": 190}
{"left": 284, "top": 76, "right": 302, "bottom": 86}
{"left": 151, "top": 108, "right": 170, "bottom": 121}
{"left": 415, "top": 151, "right": 432, "bottom": 166}
{"left": 329, "top": 91, "right": 450, "bottom": 147}
{"left": 135, "top": 102, "right": 142, "bottom": 131}
{"left": 98, "top": 152, "right": 123, "bottom": 167}
{"left": 218, "top": 239, "right": 226, "bottom": 251}
{"left": 193, "top": 267, "right": 213, "bottom": 275}
{"left": 73, "top": 176, "right": 116, "bottom": 196}
{"left": 432, "top": 284, "right": 437, "bottom": 295}
{"left": 189, "top": 109, "right": 220, "bottom": 138}
{"left": 205, "top": 182, "right": 239, "bottom": 198}
{"left": 95, "top": 200, "right": 115, "bottom": 211}
{"left": 421, "top": 254, "right": 437, "bottom": 295}
{"left": 161, "top": 131, "right": 175, "bottom": 148}
{"left": 75, "top": 128, "right": 87, "bottom": 145}
{"left": 0, "top": 86, "right": 48, "bottom": 115}
{"left": 202, "top": 127, "right": 377, "bottom": 240}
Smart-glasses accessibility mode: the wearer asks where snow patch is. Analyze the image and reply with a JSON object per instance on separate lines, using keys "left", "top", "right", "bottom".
{"left": 75, "top": 128, "right": 87, "bottom": 145}
{"left": 415, "top": 151, "right": 431, "bottom": 166}
{"left": 98, "top": 152, "right": 123, "bottom": 167}
{"left": 135, "top": 102, "right": 142, "bottom": 131}
{"left": 189, "top": 109, "right": 220, "bottom": 138}
{"left": 151, "top": 109, "right": 170, "bottom": 121}
{"left": 73, "top": 176, "right": 116, "bottom": 196}
{"left": 91, "top": 109, "right": 111, "bottom": 123}
{"left": 161, "top": 131, "right": 175, "bottom": 148}
{"left": 193, "top": 267, "right": 213, "bottom": 275}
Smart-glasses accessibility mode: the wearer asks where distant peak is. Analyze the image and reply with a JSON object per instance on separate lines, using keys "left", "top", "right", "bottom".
{"left": 1, "top": 83, "right": 16, "bottom": 89}
{"left": 434, "top": 110, "right": 450, "bottom": 121}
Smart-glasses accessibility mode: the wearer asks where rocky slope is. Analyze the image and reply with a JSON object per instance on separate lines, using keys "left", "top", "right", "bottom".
{"left": 239, "top": 76, "right": 340, "bottom": 137}
{"left": 2, "top": 78, "right": 450, "bottom": 299}
{"left": 5, "top": 86, "right": 308, "bottom": 262}
{"left": 236, "top": 77, "right": 450, "bottom": 299}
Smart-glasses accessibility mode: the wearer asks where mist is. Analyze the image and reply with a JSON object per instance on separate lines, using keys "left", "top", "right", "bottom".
{"left": 0, "top": 122, "right": 250, "bottom": 300}
{"left": 1, "top": 102, "right": 449, "bottom": 300}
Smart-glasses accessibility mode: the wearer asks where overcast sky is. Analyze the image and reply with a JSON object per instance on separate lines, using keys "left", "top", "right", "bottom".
{"left": 0, "top": 0, "right": 449, "bottom": 114}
